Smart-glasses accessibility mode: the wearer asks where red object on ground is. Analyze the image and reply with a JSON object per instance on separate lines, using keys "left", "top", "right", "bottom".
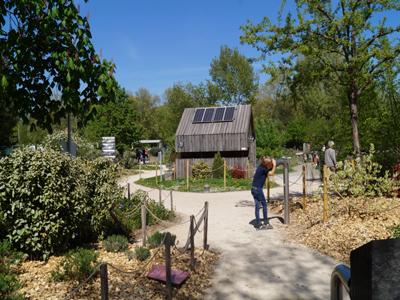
{"left": 146, "top": 265, "right": 189, "bottom": 285}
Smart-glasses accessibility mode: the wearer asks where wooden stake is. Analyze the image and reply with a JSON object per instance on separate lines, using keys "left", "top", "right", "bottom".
{"left": 159, "top": 185, "right": 162, "bottom": 205}
{"left": 187, "top": 160, "right": 189, "bottom": 189}
{"left": 203, "top": 202, "right": 208, "bottom": 250}
{"left": 142, "top": 197, "right": 147, "bottom": 247}
{"left": 352, "top": 159, "right": 355, "bottom": 188}
{"left": 100, "top": 264, "right": 108, "bottom": 300}
{"left": 190, "top": 215, "right": 195, "bottom": 271}
{"left": 174, "top": 162, "right": 176, "bottom": 180}
{"left": 323, "top": 165, "right": 328, "bottom": 221}
{"left": 156, "top": 162, "right": 158, "bottom": 184}
{"left": 170, "top": 191, "right": 173, "bottom": 213}
{"left": 266, "top": 176, "right": 270, "bottom": 203}
{"left": 165, "top": 232, "right": 172, "bottom": 300}
{"left": 128, "top": 183, "right": 130, "bottom": 201}
{"left": 247, "top": 159, "right": 250, "bottom": 179}
{"left": 224, "top": 159, "right": 226, "bottom": 191}
{"left": 303, "top": 164, "right": 306, "bottom": 211}
{"left": 139, "top": 163, "right": 141, "bottom": 180}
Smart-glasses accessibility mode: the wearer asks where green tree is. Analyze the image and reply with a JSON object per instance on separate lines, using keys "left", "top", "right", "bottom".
{"left": 240, "top": 0, "right": 400, "bottom": 156}
{"left": 208, "top": 45, "right": 259, "bottom": 106}
{"left": 254, "top": 118, "right": 285, "bottom": 158}
{"left": 0, "top": 106, "right": 18, "bottom": 152}
{"left": 0, "top": 0, "right": 118, "bottom": 132}
{"left": 84, "top": 86, "right": 141, "bottom": 152}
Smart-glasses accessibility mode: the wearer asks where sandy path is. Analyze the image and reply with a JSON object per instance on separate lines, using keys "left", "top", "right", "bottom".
{"left": 119, "top": 165, "right": 349, "bottom": 300}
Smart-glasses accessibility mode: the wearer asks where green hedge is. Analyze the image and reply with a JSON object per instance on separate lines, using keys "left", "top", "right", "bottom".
{"left": 0, "top": 148, "right": 123, "bottom": 260}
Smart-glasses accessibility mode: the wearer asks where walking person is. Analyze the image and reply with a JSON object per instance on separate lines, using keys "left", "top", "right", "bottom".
{"left": 251, "top": 155, "right": 276, "bottom": 230}
{"left": 141, "top": 147, "right": 146, "bottom": 165}
{"left": 325, "top": 141, "right": 336, "bottom": 178}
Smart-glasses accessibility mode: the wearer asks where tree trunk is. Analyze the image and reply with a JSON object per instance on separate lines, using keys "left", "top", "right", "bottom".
{"left": 109, "top": 210, "right": 132, "bottom": 240}
{"left": 348, "top": 84, "right": 361, "bottom": 157}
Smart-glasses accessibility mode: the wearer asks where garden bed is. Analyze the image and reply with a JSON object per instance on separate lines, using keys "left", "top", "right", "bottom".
{"left": 269, "top": 196, "right": 400, "bottom": 264}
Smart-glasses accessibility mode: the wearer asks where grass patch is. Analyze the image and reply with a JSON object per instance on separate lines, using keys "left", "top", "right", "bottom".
{"left": 135, "top": 175, "right": 279, "bottom": 192}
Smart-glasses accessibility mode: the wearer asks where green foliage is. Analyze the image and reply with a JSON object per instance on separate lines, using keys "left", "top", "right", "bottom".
{"left": 117, "top": 151, "right": 137, "bottom": 169}
{"left": 212, "top": 152, "right": 225, "bottom": 179}
{"left": 329, "top": 145, "right": 399, "bottom": 211}
{"left": 387, "top": 222, "right": 400, "bottom": 239}
{"left": 0, "top": 148, "right": 123, "bottom": 260}
{"left": 192, "top": 161, "right": 211, "bottom": 179}
{"left": 168, "top": 152, "right": 181, "bottom": 163}
{"left": 208, "top": 45, "right": 259, "bottom": 106}
{"left": 146, "top": 231, "right": 176, "bottom": 249}
{"left": 42, "top": 130, "right": 92, "bottom": 155}
{"left": 254, "top": 118, "right": 285, "bottom": 158}
{"left": 125, "top": 250, "right": 135, "bottom": 261}
{"left": 102, "top": 235, "right": 129, "bottom": 253}
{"left": 50, "top": 248, "right": 102, "bottom": 283}
{"left": 0, "top": 0, "right": 118, "bottom": 133}
{"left": 149, "top": 147, "right": 162, "bottom": 157}
{"left": 134, "top": 246, "right": 150, "bottom": 262}
{"left": 0, "top": 240, "right": 25, "bottom": 300}
{"left": 0, "top": 106, "right": 18, "bottom": 151}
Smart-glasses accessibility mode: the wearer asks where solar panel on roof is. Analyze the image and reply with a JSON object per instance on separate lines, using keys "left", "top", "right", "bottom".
{"left": 193, "top": 108, "right": 205, "bottom": 123}
{"left": 202, "top": 108, "right": 215, "bottom": 122}
{"left": 213, "top": 107, "right": 225, "bottom": 122}
{"left": 223, "top": 107, "right": 235, "bottom": 121}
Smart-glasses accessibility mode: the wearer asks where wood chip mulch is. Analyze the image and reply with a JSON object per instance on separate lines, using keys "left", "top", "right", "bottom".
{"left": 18, "top": 244, "right": 220, "bottom": 300}
{"left": 269, "top": 196, "right": 400, "bottom": 264}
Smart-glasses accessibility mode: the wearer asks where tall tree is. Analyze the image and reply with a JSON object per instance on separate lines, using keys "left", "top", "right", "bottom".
{"left": 240, "top": 0, "right": 400, "bottom": 156}
{"left": 0, "top": 0, "right": 118, "bottom": 132}
{"left": 208, "top": 45, "right": 259, "bottom": 106}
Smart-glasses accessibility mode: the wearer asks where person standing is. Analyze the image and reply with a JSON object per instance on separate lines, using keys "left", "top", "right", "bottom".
{"left": 141, "top": 147, "right": 146, "bottom": 165}
{"left": 325, "top": 141, "right": 336, "bottom": 176}
{"left": 251, "top": 155, "right": 276, "bottom": 230}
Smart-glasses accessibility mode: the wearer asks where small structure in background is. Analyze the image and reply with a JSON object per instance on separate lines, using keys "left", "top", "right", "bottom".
{"left": 174, "top": 105, "right": 256, "bottom": 179}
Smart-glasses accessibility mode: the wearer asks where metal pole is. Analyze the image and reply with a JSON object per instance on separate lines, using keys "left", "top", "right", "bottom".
{"left": 283, "top": 165, "right": 290, "bottom": 225}
{"left": 156, "top": 161, "right": 158, "bottom": 184}
{"left": 324, "top": 165, "right": 328, "bottom": 221}
{"left": 203, "top": 202, "right": 208, "bottom": 250}
{"left": 158, "top": 151, "right": 162, "bottom": 182}
{"left": 100, "top": 264, "right": 108, "bottom": 300}
{"left": 190, "top": 215, "right": 195, "bottom": 271}
{"left": 165, "top": 232, "right": 172, "bottom": 300}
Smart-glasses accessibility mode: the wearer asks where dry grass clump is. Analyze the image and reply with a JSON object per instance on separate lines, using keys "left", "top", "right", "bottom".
{"left": 18, "top": 244, "right": 220, "bottom": 300}
{"left": 270, "top": 196, "right": 400, "bottom": 264}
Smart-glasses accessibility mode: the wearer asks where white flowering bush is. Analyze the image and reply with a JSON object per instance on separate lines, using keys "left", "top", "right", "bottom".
{"left": 329, "top": 144, "right": 399, "bottom": 212}
{"left": 42, "top": 130, "right": 92, "bottom": 155}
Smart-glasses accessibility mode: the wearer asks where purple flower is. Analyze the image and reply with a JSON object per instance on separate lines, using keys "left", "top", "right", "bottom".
{"left": 162, "top": 209, "right": 164, "bottom": 211}
{"left": 167, "top": 213, "right": 169, "bottom": 215}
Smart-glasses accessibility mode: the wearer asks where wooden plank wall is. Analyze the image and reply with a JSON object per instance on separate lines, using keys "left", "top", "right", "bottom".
{"left": 176, "top": 157, "right": 250, "bottom": 179}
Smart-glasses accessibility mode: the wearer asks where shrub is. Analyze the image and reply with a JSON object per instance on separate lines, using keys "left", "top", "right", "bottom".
{"left": 0, "top": 148, "right": 123, "bottom": 260}
{"left": 212, "top": 151, "right": 224, "bottom": 179}
{"left": 192, "top": 161, "right": 211, "bottom": 179}
{"left": 230, "top": 165, "right": 246, "bottom": 179}
{"left": 168, "top": 152, "right": 181, "bottom": 163}
{"left": 146, "top": 231, "right": 176, "bottom": 249}
{"left": 125, "top": 250, "right": 135, "bottom": 261}
{"left": 102, "top": 235, "right": 129, "bottom": 253}
{"left": 387, "top": 222, "right": 400, "bottom": 239}
{"left": 0, "top": 240, "right": 25, "bottom": 300}
{"left": 50, "top": 248, "right": 102, "bottom": 283}
{"left": 117, "top": 151, "right": 136, "bottom": 169}
{"left": 393, "top": 163, "right": 400, "bottom": 198}
{"left": 42, "top": 130, "right": 92, "bottom": 156}
{"left": 134, "top": 246, "right": 150, "bottom": 262}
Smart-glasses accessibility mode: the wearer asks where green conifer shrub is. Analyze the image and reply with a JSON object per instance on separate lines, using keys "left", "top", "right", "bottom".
{"left": 192, "top": 161, "right": 211, "bottom": 179}
{"left": 212, "top": 151, "right": 225, "bottom": 179}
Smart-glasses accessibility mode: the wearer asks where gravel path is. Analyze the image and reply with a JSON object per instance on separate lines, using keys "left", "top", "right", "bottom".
{"left": 120, "top": 164, "right": 349, "bottom": 300}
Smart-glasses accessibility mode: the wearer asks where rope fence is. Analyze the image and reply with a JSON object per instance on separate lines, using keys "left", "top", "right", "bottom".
{"left": 61, "top": 202, "right": 209, "bottom": 300}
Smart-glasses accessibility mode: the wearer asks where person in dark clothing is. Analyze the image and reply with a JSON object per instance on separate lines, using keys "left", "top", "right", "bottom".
{"left": 141, "top": 147, "right": 146, "bottom": 165}
{"left": 251, "top": 155, "right": 276, "bottom": 230}
{"left": 135, "top": 149, "right": 141, "bottom": 164}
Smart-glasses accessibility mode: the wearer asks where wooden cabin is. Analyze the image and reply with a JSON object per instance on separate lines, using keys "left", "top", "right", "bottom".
{"left": 174, "top": 105, "right": 257, "bottom": 178}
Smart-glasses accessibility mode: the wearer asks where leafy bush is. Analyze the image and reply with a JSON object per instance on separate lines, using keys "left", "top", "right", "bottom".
{"left": 102, "top": 235, "right": 129, "bottom": 253}
{"left": 42, "top": 130, "right": 92, "bottom": 156}
{"left": 134, "top": 246, "right": 151, "bottom": 262}
{"left": 125, "top": 250, "right": 135, "bottom": 261}
{"left": 149, "top": 147, "right": 162, "bottom": 157}
{"left": 168, "top": 152, "right": 181, "bottom": 163}
{"left": 0, "top": 148, "right": 123, "bottom": 260}
{"left": 387, "top": 222, "right": 400, "bottom": 239}
{"left": 192, "top": 161, "right": 211, "bottom": 179}
{"left": 230, "top": 165, "right": 246, "bottom": 179}
{"left": 0, "top": 240, "right": 25, "bottom": 300}
{"left": 50, "top": 247, "right": 102, "bottom": 283}
{"left": 81, "top": 148, "right": 102, "bottom": 160}
{"left": 146, "top": 231, "right": 176, "bottom": 249}
{"left": 117, "top": 151, "right": 137, "bottom": 169}
{"left": 393, "top": 163, "right": 400, "bottom": 198}
{"left": 212, "top": 152, "right": 224, "bottom": 179}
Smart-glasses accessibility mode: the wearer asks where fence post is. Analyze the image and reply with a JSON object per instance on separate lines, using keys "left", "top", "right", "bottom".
{"left": 187, "top": 160, "right": 189, "bottom": 189}
{"left": 128, "top": 183, "right": 130, "bottom": 201}
{"left": 203, "top": 202, "right": 208, "bottom": 250}
{"left": 224, "top": 159, "right": 226, "bottom": 191}
{"left": 324, "top": 165, "right": 328, "bottom": 221}
{"left": 159, "top": 185, "right": 162, "bottom": 205}
{"left": 142, "top": 197, "right": 147, "bottom": 247}
{"left": 165, "top": 232, "right": 172, "bottom": 300}
{"left": 352, "top": 159, "right": 355, "bottom": 188}
{"left": 266, "top": 176, "right": 270, "bottom": 203}
{"left": 139, "top": 163, "right": 141, "bottom": 180}
{"left": 100, "top": 264, "right": 109, "bottom": 300}
{"left": 156, "top": 162, "right": 158, "bottom": 184}
{"left": 190, "top": 215, "right": 195, "bottom": 271}
{"left": 174, "top": 162, "right": 176, "bottom": 180}
{"left": 170, "top": 191, "right": 173, "bottom": 213}
{"left": 303, "top": 164, "right": 306, "bottom": 211}
{"left": 247, "top": 159, "right": 250, "bottom": 179}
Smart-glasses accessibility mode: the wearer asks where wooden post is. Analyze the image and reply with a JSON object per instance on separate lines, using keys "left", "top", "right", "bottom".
{"left": 139, "top": 163, "right": 141, "bottom": 180}
{"left": 170, "top": 191, "right": 173, "bottom": 213}
{"left": 142, "top": 203, "right": 146, "bottom": 247}
{"left": 156, "top": 162, "right": 158, "bottom": 184}
{"left": 323, "top": 165, "right": 328, "bottom": 221}
{"left": 187, "top": 160, "right": 189, "bottom": 189}
{"left": 224, "top": 159, "right": 226, "bottom": 191}
{"left": 266, "top": 176, "right": 270, "bottom": 203}
{"left": 165, "top": 232, "right": 172, "bottom": 300}
{"left": 247, "top": 160, "right": 250, "bottom": 179}
{"left": 174, "top": 162, "right": 176, "bottom": 180}
{"left": 303, "top": 164, "right": 306, "bottom": 211}
{"left": 352, "top": 159, "right": 355, "bottom": 188}
{"left": 190, "top": 215, "right": 195, "bottom": 271}
{"left": 159, "top": 185, "right": 162, "bottom": 205}
{"left": 100, "top": 264, "right": 108, "bottom": 300}
{"left": 128, "top": 183, "right": 130, "bottom": 201}
{"left": 203, "top": 202, "right": 208, "bottom": 250}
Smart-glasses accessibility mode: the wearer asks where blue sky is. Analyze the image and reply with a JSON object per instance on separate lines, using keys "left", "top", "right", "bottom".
{"left": 76, "top": 1, "right": 400, "bottom": 99}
